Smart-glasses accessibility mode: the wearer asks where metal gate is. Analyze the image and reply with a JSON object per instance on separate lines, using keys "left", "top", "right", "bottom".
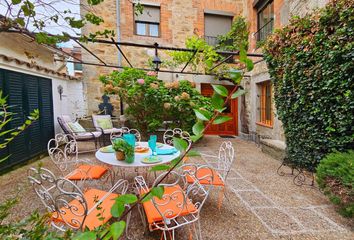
{"left": 0, "top": 69, "right": 54, "bottom": 171}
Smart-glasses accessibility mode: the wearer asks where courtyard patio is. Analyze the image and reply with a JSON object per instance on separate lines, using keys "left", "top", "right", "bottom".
{"left": 1, "top": 136, "right": 352, "bottom": 240}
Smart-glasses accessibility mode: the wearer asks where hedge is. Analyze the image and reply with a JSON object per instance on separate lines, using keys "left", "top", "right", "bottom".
{"left": 263, "top": 0, "right": 354, "bottom": 170}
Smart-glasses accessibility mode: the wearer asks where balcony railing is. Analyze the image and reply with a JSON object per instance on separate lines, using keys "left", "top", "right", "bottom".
{"left": 254, "top": 18, "right": 274, "bottom": 42}
{"left": 204, "top": 36, "right": 219, "bottom": 46}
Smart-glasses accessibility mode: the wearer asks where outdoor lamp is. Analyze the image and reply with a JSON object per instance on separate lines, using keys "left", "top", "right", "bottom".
{"left": 152, "top": 42, "right": 162, "bottom": 71}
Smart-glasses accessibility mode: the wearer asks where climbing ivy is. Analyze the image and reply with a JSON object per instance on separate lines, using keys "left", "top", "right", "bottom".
{"left": 263, "top": 0, "right": 354, "bottom": 170}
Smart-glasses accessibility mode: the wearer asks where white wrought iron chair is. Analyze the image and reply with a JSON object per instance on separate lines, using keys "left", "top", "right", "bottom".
{"left": 110, "top": 126, "right": 141, "bottom": 144}
{"left": 163, "top": 128, "right": 192, "bottom": 163}
{"left": 134, "top": 164, "right": 214, "bottom": 240}
{"left": 163, "top": 128, "right": 191, "bottom": 147}
{"left": 47, "top": 133, "right": 113, "bottom": 186}
{"left": 188, "top": 141, "right": 235, "bottom": 210}
{"left": 27, "top": 167, "right": 130, "bottom": 233}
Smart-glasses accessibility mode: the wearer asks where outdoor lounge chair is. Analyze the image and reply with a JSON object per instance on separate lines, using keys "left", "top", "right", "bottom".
{"left": 134, "top": 163, "right": 213, "bottom": 240}
{"left": 57, "top": 115, "right": 103, "bottom": 152}
{"left": 27, "top": 167, "right": 130, "bottom": 233}
{"left": 92, "top": 114, "right": 122, "bottom": 145}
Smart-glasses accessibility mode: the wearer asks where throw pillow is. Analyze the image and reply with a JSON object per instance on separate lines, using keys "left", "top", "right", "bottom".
{"left": 67, "top": 122, "right": 86, "bottom": 133}
{"left": 96, "top": 118, "right": 113, "bottom": 130}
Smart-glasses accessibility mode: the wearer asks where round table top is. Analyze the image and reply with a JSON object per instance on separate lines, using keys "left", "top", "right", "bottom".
{"left": 95, "top": 141, "right": 180, "bottom": 167}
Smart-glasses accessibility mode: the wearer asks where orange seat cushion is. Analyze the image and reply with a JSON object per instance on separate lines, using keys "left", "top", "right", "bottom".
{"left": 141, "top": 185, "right": 197, "bottom": 224}
{"left": 67, "top": 165, "right": 107, "bottom": 180}
{"left": 52, "top": 188, "right": 118, "bottom": 230}
{"left": 183, "top": 166, "right": 225, "bottom": 186}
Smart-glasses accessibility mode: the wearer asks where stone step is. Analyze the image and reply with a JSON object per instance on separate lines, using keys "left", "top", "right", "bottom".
{"left": 260, "top": 139, "right": 286, "bottom": 161}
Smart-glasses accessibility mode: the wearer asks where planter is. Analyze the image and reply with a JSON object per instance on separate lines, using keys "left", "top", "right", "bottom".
{"left": 115, "top": 151, "right": 125, "bottom": 161}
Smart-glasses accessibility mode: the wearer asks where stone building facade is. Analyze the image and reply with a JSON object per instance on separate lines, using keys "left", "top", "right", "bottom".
{"left": 241, "top": 0, "right": 329, "bottom": 145}
{"left": 81, "top": 0, "right": 330, "bottom": 141}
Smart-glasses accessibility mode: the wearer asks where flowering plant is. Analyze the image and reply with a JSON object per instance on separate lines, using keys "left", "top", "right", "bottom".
{"left": 100, "top": 68, "right": 211, "bottom": 136}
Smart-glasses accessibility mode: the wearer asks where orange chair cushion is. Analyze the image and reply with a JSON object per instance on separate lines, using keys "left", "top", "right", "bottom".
{"left": 67, "top": 165, "right": 107, "bottom": 180}
{"left": 52, "top": 188, "right": 118, "bottom": 230}
{"left": 183, "top": 166, "right": 225, "bottom": 186}
{"left": 141, "top": 185, "right": 197, "bottom": 224}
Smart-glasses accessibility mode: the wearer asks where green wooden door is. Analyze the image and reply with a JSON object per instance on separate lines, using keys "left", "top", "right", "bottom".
{"left": 0, "top": 69, "right": 54, "bottom": 171}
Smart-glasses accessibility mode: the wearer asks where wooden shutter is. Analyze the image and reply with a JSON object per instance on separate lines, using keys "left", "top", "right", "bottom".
{"left": 4, "top": 71, "right": 28, "bottom": 166}
{"left": 39, "top": 77, "right": 54, "bottom": 150}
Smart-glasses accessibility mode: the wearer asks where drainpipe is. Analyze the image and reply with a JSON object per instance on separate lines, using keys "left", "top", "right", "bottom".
{"left": 116, "top": 0, "right": 124, "bottom": 116}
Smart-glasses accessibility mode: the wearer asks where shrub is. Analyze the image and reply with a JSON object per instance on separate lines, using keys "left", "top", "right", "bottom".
{"left": 263, "top": 0, "right": 354, "bottom": 170}
{"left": 316, "top": 151, "right": 354, "bottom": 218}
{"left": 100, "top": 68, "right": 212, "bottom": 136}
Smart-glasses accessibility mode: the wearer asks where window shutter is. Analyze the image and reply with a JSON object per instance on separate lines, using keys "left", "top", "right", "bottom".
{"left": 135, "top": 5, "right": 160, "bottom": 23}
{"left": 204, "top": 14, "right": 232, "bottom": 37}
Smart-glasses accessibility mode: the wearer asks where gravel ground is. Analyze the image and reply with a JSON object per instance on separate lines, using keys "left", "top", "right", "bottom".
{"left": 0, "top": 136, "right": 353, "bottom": 240}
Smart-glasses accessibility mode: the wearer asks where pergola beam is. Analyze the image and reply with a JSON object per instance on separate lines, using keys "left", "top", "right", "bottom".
{"left": 209, "top": 54, "right": 234, "bottom": 71}
{"left": 73, "top": 39, "right": 107, "bottom": 66}
{"left": 181, "top": 50, "right": 198, "bottom": 73}
{"left": 110, "top": 37, "right": 133, "bottom": 68}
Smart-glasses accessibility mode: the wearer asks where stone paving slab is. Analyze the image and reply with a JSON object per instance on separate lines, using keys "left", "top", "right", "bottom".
{"left": 0, "top": 135, "right": 353, "bottom": 239}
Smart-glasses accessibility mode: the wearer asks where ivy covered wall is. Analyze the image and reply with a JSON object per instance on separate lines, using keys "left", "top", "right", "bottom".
{"left": 263, "top": 0, "right": 354, "bottom": 170}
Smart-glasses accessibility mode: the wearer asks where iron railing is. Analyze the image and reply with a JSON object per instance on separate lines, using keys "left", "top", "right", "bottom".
{"left": 254, "top": 18, "right": 274, "bottom": 42}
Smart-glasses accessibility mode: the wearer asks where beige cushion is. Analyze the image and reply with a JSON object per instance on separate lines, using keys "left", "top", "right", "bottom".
{"left": 75, "top": 131, "right": 102, "bottom": 140}
{"left": 103, "top": 128, "right": 122, "bottom": 134}
{"left": 92, "top": 115, "right": 111, "bottom": 129}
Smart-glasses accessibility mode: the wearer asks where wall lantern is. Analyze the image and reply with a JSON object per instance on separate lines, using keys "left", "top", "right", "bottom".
{"left": 57, "top": 85, "right": 63, "bottom": 100}
{"left": 152, "top": 42, "right": 162, "bottom": 72}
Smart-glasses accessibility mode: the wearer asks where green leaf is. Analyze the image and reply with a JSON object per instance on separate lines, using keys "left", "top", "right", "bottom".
{"left": 151, "top": 186, "right": 164, "bottom": 199}
{"left": 141, "top": 192, "right": 153, "bottom": 203}
{"left": 73, "top": 232, "right": 96, "bottom": 240}
{"left": 192, "top": 121, "right": 204, "bottom": 136}
{"left": 12, "top": 0, "right": 22, "bottom": 5}
{"left": 110, "top": 221, "right": 126, "bottom": 240}
{"left": 215, "top": 107, "right": 227, "bottom": 113}
{"left": 150, "top": 164, "right": 171, "bottom": 172}
{"left": 190, "top": 134, "right": 202, "bottom": 142}
{"left": 213, "top": 116, "right": 232, "bottom": 125}
{"left": 186, "top": 150, "right": 201, "bottom": 157}
{"left": 194, "top": 109, "right": 212, "bottom": 121}
{"left": 116, "top": 194, "right": 138, "bottom": 204}
{"left": 14, "top": 17, "right": 25, "bottom": 27}
{"left": 212, "top": 85, "right": 228, "bottom": 97}
{"left": 211, "top": 93, "right": 224, "bottom": 109}
{"left": 231, "top": 89, "right": 246, "bottom": 99}
{"left": 173, "top": 137, "right": 188, "bottom": 152}
{"left": 111, "top": 201, "right": 125, "bottom": 218}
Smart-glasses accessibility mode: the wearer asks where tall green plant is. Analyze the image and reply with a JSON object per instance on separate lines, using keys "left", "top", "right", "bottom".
{"left": 263, "top": 0, "right": 354, "bottom": 170}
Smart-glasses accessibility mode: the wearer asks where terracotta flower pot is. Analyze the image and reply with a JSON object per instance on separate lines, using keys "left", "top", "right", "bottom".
{"left": 115, "top": 151, "right": 125, "bottom": 161}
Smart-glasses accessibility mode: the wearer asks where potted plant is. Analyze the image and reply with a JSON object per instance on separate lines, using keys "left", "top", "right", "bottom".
{"left": 112, "top": 139, "right": 135, "bottom": 162}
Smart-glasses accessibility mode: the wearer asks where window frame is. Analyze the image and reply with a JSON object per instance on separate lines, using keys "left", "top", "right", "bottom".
{"left": 257, "top": 81, "right": 273, "bottom": 128}
{"left": 255, "top": 0, "right": 274, "bottom": 42}
{"left": 133, "top": 4, "right": 161, "bottom": 38}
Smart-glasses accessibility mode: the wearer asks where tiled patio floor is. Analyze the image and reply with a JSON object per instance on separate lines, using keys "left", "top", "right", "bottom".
{"left": 0, "top": 136, "right": 353, "bottom": 239}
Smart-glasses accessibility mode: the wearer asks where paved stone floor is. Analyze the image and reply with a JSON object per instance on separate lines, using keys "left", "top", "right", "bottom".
{"left": 0, "top": 136, "right": 353, "bottom": 239}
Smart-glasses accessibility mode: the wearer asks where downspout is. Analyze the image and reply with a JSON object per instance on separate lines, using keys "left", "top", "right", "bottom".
{"left": 116, "top": 0, "right": 124, "bottom": 116}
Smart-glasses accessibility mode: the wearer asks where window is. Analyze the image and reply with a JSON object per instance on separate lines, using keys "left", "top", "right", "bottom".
{"left": 257, "top": 81, "right": 273, "bottom": 127}
{"left": 204, "top": 13, "right": 233, "bottom": 46}
{"left": 74, "top": 62, "right": 82, "bottom": 71}
{"left": 255, "top": 0, "right": 274, "bottom": 41}
{"left": 134, "top": 5, "right": 160, "bottom": 37}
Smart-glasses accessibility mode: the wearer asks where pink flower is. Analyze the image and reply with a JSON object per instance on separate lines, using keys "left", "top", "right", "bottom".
{"left": 147, "top": 71, "right": 157, "bottom": 76}
{"left": 137, "top": 78, "right": 145, "bottom": 85}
